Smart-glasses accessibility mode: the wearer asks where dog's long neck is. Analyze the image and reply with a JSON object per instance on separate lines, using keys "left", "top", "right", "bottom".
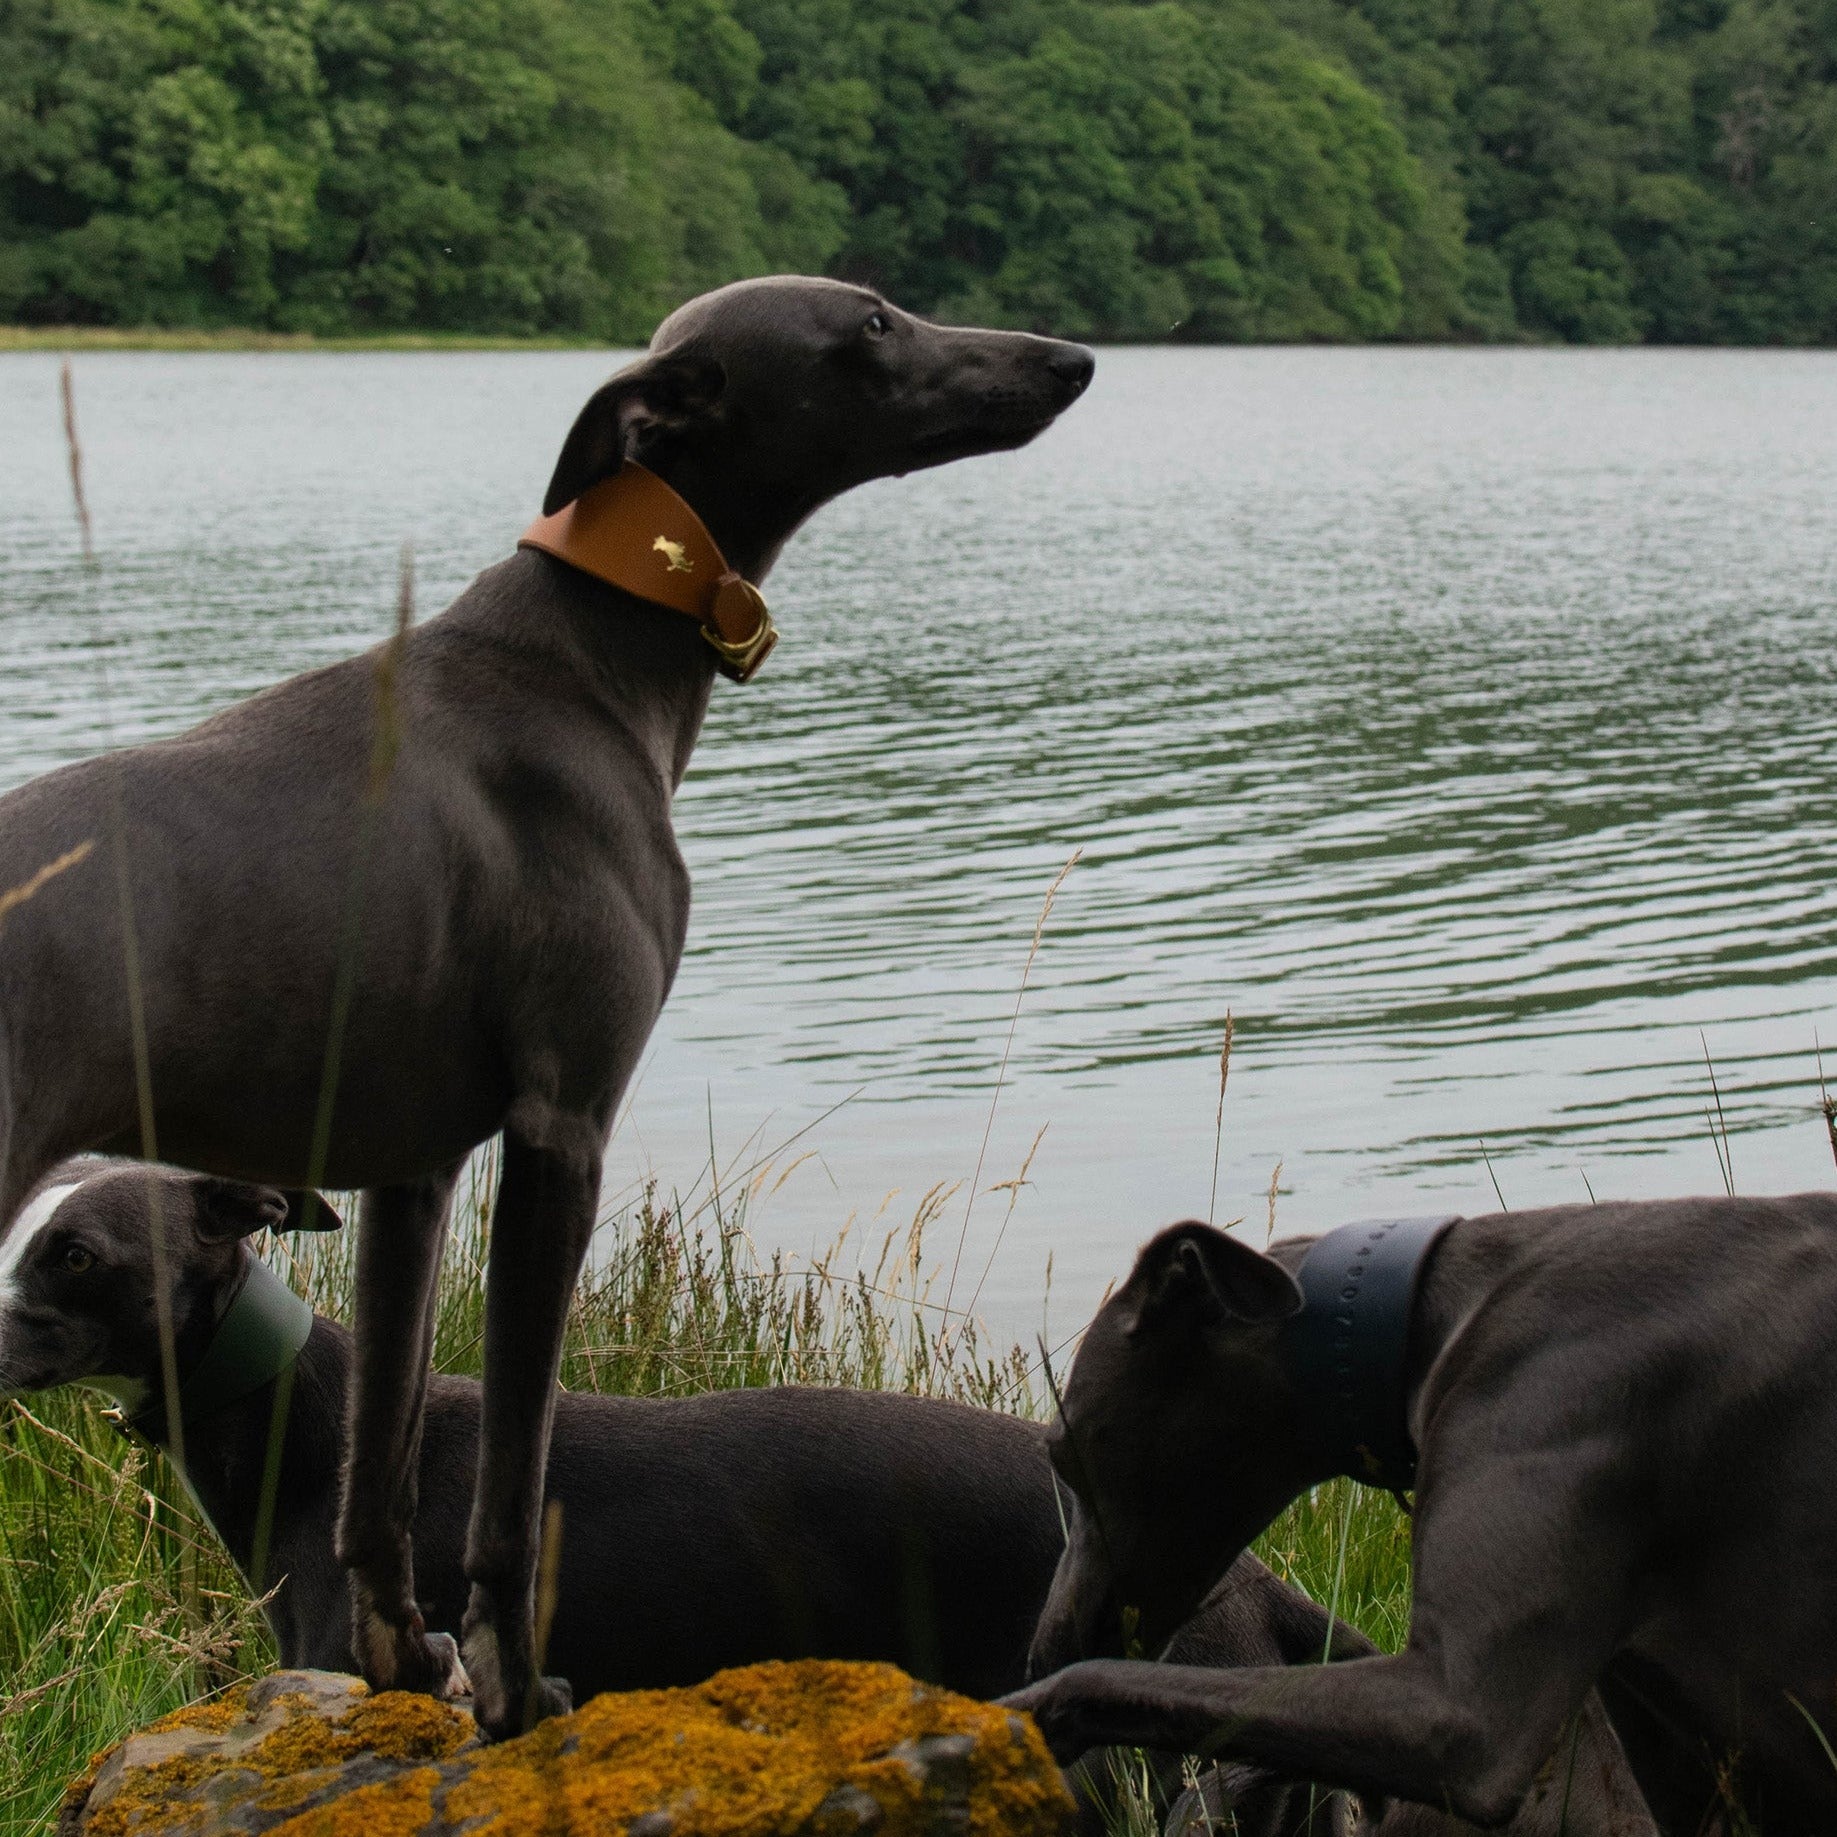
{"left": 476, "top": 459, "right": 826, "bottom": 794}
{"left": 1399, "top": 1213, "right": 1532, "bottom": 1428}
{"left": 464, "top": 552, "right": 720, "bottom": 795}
{"left": 639, "top": 441, "right": 821, "bottom": 586}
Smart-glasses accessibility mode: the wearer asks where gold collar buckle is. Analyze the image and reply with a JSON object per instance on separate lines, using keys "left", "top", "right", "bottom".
{"left": 704, "top": 577, "right": 779, "bottom": 683}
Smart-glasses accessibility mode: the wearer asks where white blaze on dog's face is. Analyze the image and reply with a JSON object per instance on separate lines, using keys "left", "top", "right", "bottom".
{"left": 0, "top": 1165, "right": 337, "bottom": 1409}
{"left": 0, "top": 1165, "right": 216, "bottom": 1408}
{"left": 0, "top": 1180, "right": 83, "bottom": 1314}
{"left": 0, "top": 1176, "right": 134, "bottom": 1401}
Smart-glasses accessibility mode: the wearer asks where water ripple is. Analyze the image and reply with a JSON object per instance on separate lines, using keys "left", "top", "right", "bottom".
{"left": 3, "top": 346, "right": 1834, "bottom": 1333}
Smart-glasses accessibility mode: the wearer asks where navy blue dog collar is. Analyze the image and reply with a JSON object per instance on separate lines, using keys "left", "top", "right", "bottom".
{"left": 1278, "top": 1214, "right": 1458, "bottom": 1493}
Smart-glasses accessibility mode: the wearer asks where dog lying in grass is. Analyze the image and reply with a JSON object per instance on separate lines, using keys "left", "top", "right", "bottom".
{"left": 0, "top": 1158, "right": 1488, "bottom": 1837}
{"left": 1006, "top": 1200, "right": 1837, "bottom": 1832}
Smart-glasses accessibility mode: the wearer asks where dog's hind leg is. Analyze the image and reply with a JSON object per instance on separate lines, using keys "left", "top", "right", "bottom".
{"left": 460, "top": 1120, "right": 603, "bottom": 1740}
{"left": 336, "top": 1161, "right": 468, "bottom": 1699}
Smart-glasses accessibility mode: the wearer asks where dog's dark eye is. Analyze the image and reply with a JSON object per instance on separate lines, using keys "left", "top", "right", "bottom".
{"left": 862, "top": 311, "right": 890, "bottom": 338}
{"left": 62, "top": 1243, "right": 95, "bottom": 1273}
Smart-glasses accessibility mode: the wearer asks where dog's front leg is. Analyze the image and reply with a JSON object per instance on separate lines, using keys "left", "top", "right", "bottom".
{"left": 336, "top": 1164, "right": 468, "bottom": 1699}
{"left": 460, "top": 1121, "right": 602, "bottom": 1740}
{"left": 1008, "top": 1650, "right": 1587, "bottom": 1831}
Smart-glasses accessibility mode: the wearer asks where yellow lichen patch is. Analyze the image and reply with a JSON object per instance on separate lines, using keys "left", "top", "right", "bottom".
{"left": 75, "top": 1683, "right": 472, "bottom": 1837}
{"left": 443, "top": 1660, "right": 1072, "bottom": 1837}
{"left": 80, "top": 1754, "right": 238, "bottom": 1837}
{"left": 139, "top": 1693, "right": 253, "bottom": 1740}
{"left": 267, "top": 1766, "right": 445, "bottom": 1837}
{"left": 253, "top": 1768, "right": 348, "bottom": 1818}
{"left": 339, "top": 1692, "right": 474, "bottom": 1763}
{"left": 249, "top": 1690, "right": 472, "bottom": 1791}
{"left": 67, "top": 1661, "right": 1072, "bottom": 1837}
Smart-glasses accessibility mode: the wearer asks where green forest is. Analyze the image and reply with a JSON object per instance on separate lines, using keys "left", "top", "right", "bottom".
{"left": 2, "top": 0, "right": 1832, "bottom": 342}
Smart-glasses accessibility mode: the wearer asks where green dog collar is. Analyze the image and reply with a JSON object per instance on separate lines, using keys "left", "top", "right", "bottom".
{"left": 127, "top": 1251, "right": 315, "bottom": 1441}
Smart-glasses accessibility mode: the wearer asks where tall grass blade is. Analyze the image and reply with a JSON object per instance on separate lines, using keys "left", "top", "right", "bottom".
{"left": 1701, "top": 1033, "right": 1736, "bottom": 1196}
{"left": 1479, "top": 1138, "right": 1508, "bottom": 1212}
{"left": 57, "top": 367, "right": 189, "bottom": 1612}
{"left": 1815, "top": 1033, "right": 1837, "bottom": 1171}
{"left": 1207, "top": 1012, "right": 1233, "bottom": 1226}
{"left": 943, "top": 850, "right": 1079, "bottom": 1326}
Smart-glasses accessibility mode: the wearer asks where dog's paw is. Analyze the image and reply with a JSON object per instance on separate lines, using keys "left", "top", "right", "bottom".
{"left": 471, "top": 1673, "right": 574, "bottom": 1742}
{"left": 351, "top": 1605, "right": 473, "bottom": 1702}
{"left": 424, "top": 1629, "right": 473, "bottom": 1702}
{"left": 460, "top": 1622, "right": 564, "bottom": 1741}
{"left": 391, "top": 1624, "right": 472, "bottom": 1700}
{"left": 997, "top": 1678, "right": 1087, "bottom": 1765}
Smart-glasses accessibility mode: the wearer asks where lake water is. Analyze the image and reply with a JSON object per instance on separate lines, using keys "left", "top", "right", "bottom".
{"left": 4, "top": 346, "right": 1835, "bottom": 1346}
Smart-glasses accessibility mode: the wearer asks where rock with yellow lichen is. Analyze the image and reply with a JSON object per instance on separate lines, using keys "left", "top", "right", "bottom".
{"left": 58, "top": 1659, "right": 1077, "bottom": 1837}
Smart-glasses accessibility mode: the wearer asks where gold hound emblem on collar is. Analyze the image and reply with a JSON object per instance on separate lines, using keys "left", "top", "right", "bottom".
{"left": 653, "top": 535, "right": 693, "bottom": 574}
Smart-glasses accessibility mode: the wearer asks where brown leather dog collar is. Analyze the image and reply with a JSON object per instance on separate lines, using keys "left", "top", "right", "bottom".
{"left": 518, "top": 463, "right": 778, "bottom": 682}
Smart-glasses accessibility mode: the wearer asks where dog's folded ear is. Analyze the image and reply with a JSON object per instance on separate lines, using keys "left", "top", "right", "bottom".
{"left": 1129, "top": 1222, "right": 1303, "bottom": 1337}
{"left": 194, "top": 1180, "right": 343, "bottom": 1240}
{"left": 277, "top": 1191, "right": 344, "bottom": 1233}
{"left": 543, "top": 351, "right": 728, "bottom": 514}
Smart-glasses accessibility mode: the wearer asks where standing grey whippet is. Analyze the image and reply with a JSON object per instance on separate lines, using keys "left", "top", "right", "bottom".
{"left": 0, "top": 277, "right": 1094, "bottom": 1737}
{"left": 1006, "top": 1197, "right": 1837, "bottom": 1834}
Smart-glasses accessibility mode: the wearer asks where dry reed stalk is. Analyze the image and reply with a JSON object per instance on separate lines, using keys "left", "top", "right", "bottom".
{"left": 943, "top": 849, "right": 1081, "bottom": 1327}
{"left": 58, "top": 364, "right": 191, "bottom": 1645}
{"left": 1816, "top": 1035, "right": 1836, "bottom": 1170}
{"left": 256, "top": 544, "right": 416, "bottom": 1590}
{"left": 1701, "top": 1033, "right": 1735, "bottom": 1196}
{"left": 1207, "top": 1010, "right": 1234, "bottom": 1224}
{"left": 0, "top": 840, "right": 95, "bottom": 939}
{"left": 956, "top": 1123, "right": 1049, "bottom": 1340}
{"left": 526, "top": 1499, "right": 565, "bottom": 1732}
{"left": 305, "top": 544, "right": 416, "bottom": 1187}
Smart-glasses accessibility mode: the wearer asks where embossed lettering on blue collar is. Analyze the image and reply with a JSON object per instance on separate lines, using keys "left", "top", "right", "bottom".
{"left": 1279, "top": 1214, "right": 1458, "bottom": 1494}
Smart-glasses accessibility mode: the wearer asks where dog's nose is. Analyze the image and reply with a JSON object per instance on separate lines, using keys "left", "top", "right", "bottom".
{"left": 1049, "top": 346, "right": 1096, "bottom": 396}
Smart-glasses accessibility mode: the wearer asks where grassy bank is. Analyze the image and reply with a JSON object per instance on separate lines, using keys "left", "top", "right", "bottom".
{"left": 0, "top": 327, "right": 616, "bottom": 353}
{"left": 0, "top": 1155, "right": 1410, "bottom": 1836}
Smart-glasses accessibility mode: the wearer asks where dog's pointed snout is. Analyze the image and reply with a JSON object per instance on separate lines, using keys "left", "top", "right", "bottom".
{"left": 1049, "top": 346, "right": 1096, "bottom": 395}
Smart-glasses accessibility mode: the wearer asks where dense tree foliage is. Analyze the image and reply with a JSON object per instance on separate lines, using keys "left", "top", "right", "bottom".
{"left": 1268, "top": 0, "right": 1837, "bottom": 337}
{"left": 0, "top": 0, "right": 1830, "bottom": 338}
{"left": 0, "top": 0, "right": 843, "bottom": 334}
{"left": 717, "top": 0, "right": 1461, "bottom": 338}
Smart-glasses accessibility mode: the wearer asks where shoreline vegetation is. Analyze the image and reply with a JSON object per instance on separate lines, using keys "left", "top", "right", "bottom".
{"left": 0, "top": 1147, "right": 1412, "bottom": 1837}
{"left": 20, "top": 326, "right": 1837, "bottom": 356}
{"left": 0, "top": 327, "right": 616, "bottom": 353}
{"left": 3, "top": 0, "right": 1833, "bottom": 350}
